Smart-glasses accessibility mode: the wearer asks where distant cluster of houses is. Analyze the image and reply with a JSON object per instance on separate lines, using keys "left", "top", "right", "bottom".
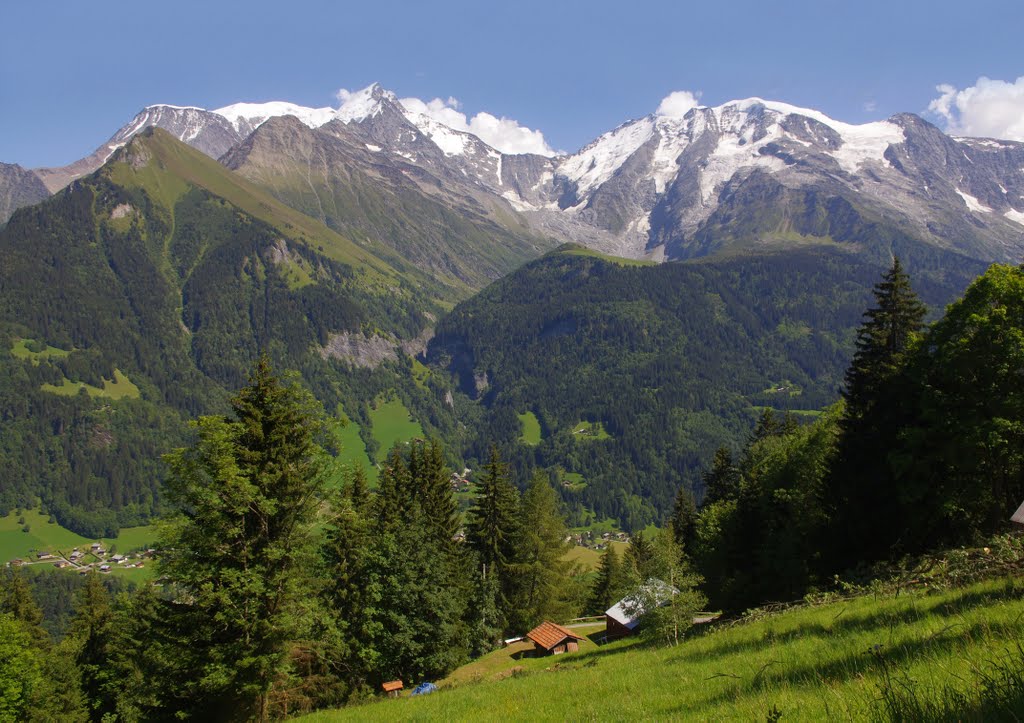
{"left": 566, "top": 530, "right": 630, "bottom": 550}
{"left": 8, "top": 542, "right": 155, "bottom": 574}
{"left": 449, "top": 468, "right": 472, "bottom": 491}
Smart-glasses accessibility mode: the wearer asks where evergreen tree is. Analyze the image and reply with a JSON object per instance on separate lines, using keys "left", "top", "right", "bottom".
{"left": 670, "top": 486, "right": 699, "bottom": 554}
{"left": 841, "top": 256, "right": 927, "bottom": 420}
{"left": 828, "top": 258, "right": 927, "bottom": 567}
{"left": 0, "top": 568, "right": 47, "bottom": 645}
{"left": 506, "top": 472, "right": 578, "bottom": 632}
{"left": 159, "top": 356, "right": 328, "bottom": 721}
{"left": 416, "top": 439, "right": 460, "bottom": 543}
{"left": 701, "top": 447, "right": 740, "bottom": 506}
{"left": 588, "top": 544, "right": 626, "bottom": 614}
{"left": 68, "top": 574, "right": 114, "bottom": 721}
{"left": 467, "top": 447, "right": 521, "bottom": 626}
{"left": 624, "top": 531, "right": 657, "bottom": 583}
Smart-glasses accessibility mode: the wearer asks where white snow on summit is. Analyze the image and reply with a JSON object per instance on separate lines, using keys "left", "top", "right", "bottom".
{"left": 556, "top": 118, "right": 655, "bottom": 199}
{"left": 213, "top": 101, "right": 335, "bottom": 132}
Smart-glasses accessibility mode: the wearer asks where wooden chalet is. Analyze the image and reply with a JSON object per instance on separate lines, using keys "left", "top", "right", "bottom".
{"left": 525, "top": 621, "right": 585, "bottom": 656}
{"left": 381, "top": 680, "right": 403, "bottom": 698}
{"left": 604, "top": 578, "right": 679, "bottom": 639}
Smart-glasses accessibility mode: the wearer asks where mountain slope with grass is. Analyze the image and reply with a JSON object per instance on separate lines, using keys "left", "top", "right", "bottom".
{"left": 0, "top": 128, "right": 456, "bottom": 536}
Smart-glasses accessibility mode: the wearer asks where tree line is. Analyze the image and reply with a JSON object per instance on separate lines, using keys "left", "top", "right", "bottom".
{"left": 687, "top": 259, "right": 1024, "bottom": 612}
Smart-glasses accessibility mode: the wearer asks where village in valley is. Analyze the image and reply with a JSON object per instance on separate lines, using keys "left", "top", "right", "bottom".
{"left": 10, "top": 542, "right": 154, "bottom": 575}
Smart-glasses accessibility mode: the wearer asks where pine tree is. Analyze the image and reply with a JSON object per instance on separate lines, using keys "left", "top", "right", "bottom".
{"left": 159, "top": 356, "right": 328, "bottom": 722}
{"left": 506, "top": 472, "right": 578, "bottom": 632}
{"left": 702, "top": 447, "right": 740, "bottom": 506}
{"left": 588, "top": 544, "right": 626, "bottom": 614}
{"left": 670, "top": 486, "right": 699, "bottom": 555}
{"left": 467, "top": 447, "right": 521, "bottom": 626}
{"left": 828, "top": 258, "right": 927, "bottom": 567}
{"left": 69, "top": 573, "right": 114, "bottom": 720}
{"left": 624, "top": 531, "right": 657, "bottom": 583}
{"left": 0, "top": 568, "right": 46, "bottom": 645}
{"left": 842, "top": 256, "right": 927, "bottom": 421}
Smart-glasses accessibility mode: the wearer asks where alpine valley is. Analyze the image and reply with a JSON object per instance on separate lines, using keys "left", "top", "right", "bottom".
{"left": 0, "top": 82, "right": 1019, "bottom": 535}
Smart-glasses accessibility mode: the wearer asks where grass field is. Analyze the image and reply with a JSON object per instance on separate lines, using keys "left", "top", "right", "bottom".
{"left": 369, "top": 398, "right": 424, "bottom": 462}
{"left": 517, "top": 411, "right": 542, "bottom": 445}
{"left": 9, "top": 338, "right": 71, "bottom": 363}
{"left": 564, "top": 541, "right": 629, "bottom": 571}
{"left": 299, "top": 576, "right": 1024, "bottom": 721}
{"left": 40, "top": 368, "right": 140, "bottom": 400}
{"left": 571, "top": 420, "right": 610, "bottom": 440}
{"left": 329, "top": 412, "right": 378, "bottom": 487}
{"left": 0, "top": 510, "right": 156, "bottom": 564}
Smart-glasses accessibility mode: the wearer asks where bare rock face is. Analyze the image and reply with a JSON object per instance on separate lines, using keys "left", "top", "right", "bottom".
{"left": 319, "top": 331, "right": 398, "bottom": 369}
{"left": 0, "top": 162, "right": 50, "bottom": 224}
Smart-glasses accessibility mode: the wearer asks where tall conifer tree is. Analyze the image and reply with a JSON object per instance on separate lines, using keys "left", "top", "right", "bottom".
{"left": 159, "top": 356, "right": 328, "bottom": 721}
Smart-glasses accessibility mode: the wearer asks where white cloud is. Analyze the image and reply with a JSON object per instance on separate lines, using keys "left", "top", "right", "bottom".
{"left": 656, "top": 90, "right": 702, "bottom": 118}
{"left": 863, "top": 100, "right": 878, "bottom": 113}
{"left": 399, "top": 95, "right": 555, "bottom": 156}
{"left": 927, "top": 77, "right": 1024, "bottom": 141}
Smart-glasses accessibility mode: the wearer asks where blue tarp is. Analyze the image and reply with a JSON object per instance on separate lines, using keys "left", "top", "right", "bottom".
{"left": 410, "top": 682, "right": 438, "bottom": 696}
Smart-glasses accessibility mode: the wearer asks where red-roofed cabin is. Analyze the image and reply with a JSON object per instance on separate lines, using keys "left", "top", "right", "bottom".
{"left": 526, "top": 621, "right": 585, "bottom": 656}
{"left": 382, "top": 680, "right": 403, "bottom": 698}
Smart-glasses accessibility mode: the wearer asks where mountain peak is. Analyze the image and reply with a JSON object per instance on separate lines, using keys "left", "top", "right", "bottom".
{"left": 333, "top": 82, "right": 398, "bottom": 123}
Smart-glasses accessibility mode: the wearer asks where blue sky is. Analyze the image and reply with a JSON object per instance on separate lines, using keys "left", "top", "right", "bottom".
{"left": 2, "top": 0, "right": 1022, "bottom": 167}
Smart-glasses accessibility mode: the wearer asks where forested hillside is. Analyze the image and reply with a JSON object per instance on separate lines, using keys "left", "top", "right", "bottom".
{"left": 427, "top": 244, "right": 986, "bottom": 529}
{"left": 0, "top": 129, "right": 451, "bottom": 536}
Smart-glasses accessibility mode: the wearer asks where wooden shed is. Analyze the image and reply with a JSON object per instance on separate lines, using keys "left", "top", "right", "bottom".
{"left": 382, "top": 680, "right": 403, "bottom": 698}
{"left": 604, "top": 578, "right": 679, "bottom": 639}
{"left": 525, "top": 621, "right": 585, "bottom": 656}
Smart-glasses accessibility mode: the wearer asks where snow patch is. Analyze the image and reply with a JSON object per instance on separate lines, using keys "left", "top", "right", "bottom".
{"left": 365, "top": 144, "right": 382, "bottom": 152}
{"left": 956, "top": 189, "right": 994, "bottom": 213}
{"left": 1004, "top": 208, "right": 1024, "bottom": 225}
{"left": 403, "top": 111, "right": 470, "bottom": 156}
{"left": 557, "top": 118, "right": 655, "bottom": 199}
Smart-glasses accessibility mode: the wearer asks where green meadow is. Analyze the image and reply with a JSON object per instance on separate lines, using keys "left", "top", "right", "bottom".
{"left": 298, "top": 576, "right": 1024, "bottom": 721}
{"left": 369, "top": 397, "right": 424, "bottom": 462}
{"left": 0, "top": 509, "right": 156, "bottom": 564}
{"left": 517, "top": 411, "right": 542, "bottom": 445}
{"left": 40, "top": 368, "right": 141, "bottom": 400}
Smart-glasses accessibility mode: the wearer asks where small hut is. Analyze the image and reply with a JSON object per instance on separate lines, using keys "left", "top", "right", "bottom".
{"left": 525, "top": 621, "right": 585, "bottom": 656}
{"left": 382, "top": 680, "right": 403, "bottom": 698}
{"left": 604, "top": 578, "right": 679, "bottom": 639}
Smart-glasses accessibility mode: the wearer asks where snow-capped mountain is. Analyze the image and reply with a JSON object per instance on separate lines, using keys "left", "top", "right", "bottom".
{"left": 11, "top": 83, "right": 1024, "bottom": 266}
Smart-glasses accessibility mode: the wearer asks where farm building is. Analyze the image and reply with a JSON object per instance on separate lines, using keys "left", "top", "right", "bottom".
{"left": 605, "top": 578, "right": 679, "bottom": 639}
{"left": 526, "top": 621, "right": 585, "bottom": 656}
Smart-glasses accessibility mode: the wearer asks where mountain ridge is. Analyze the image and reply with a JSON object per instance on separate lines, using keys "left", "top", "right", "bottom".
{"left": 8, "top": 83, "right": 1022, "bottom": 270}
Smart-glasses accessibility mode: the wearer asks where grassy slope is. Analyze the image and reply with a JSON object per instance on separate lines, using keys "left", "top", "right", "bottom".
{"left": 108, "top": 128, "right": 403, "bottom": 285}
{"left": 370, "top": 398, "right": 425, "bottom": 462}
{"left": 300, "top": 576, "right": 1024, "bottom": 721}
